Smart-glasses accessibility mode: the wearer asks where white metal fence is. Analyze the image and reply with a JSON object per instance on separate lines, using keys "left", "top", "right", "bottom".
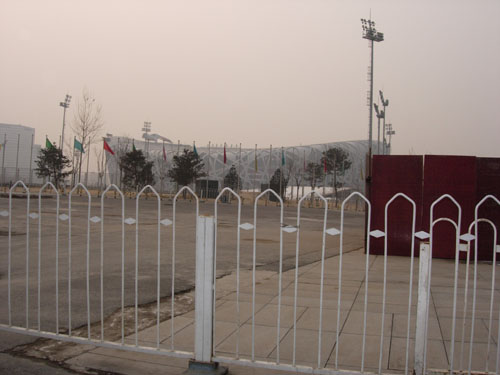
{"left": 0, "top": 181, "right": 499, "bottom": 375}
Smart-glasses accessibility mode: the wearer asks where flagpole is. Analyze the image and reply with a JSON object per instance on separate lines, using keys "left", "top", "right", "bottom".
{"left": 78, "top": 141, "right": 83, "bottom": 184}
{"left": 176, "top": 140, "right": 180, "bottom": 193}
{"left": 103, "top": 145, "right": 108, "bottom": 188}
{"left": 302, "top": 149, "right": 305, "bottom": 199}
{"left": 222, "top": 142, "right": 226, "bottom": 189}
{"left": 207, "top": 141, "right": 210, "bottom": 199}
{"left": 85, "top": 140, "right": 90, "bottom": 186}
{"left": 238, "top": 143, "right": 241, "bottom": 194}
{"left": 99, "top": 139, "right": 104, "bottom": 196}
{"left": 29, "top": 133, "right": 34, "bottom": 186}
{"left": 71, "top": 137, "right": 76, "bottom": 188}
{"left": 254, "top": 144, "right": 257, "bottom": 203}
{"left": 1, "top": 134, "right": 6, "bottom": 186}
{"left": 279, "top": 147, "right": 283, "bottom": 200}
{"left": 161, "top": 140, "right": 165, "bottom": 196}
{"left": 15, "top": 134, "right": 20, "bottom": 181}
{"left": 323, "top": 156, "right": 326, "bottom": 197}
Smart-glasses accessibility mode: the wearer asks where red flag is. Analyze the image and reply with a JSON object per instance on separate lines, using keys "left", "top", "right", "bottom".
{"left": 163, "top": 144, "right": 167, "bottom": 161}
{"left": 223, "top": 143, "right": 227, "bottom": 164}
{"left": 103, "top": 139, "right": 114, "bottom": 155}
{"left": 323, "top": 158, "right": 327, "bottom": 173}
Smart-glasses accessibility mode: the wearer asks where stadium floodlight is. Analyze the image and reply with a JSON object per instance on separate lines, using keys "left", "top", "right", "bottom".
{"left": 379, "top": 90, "right": 389, "bottom": 154}
{"left": 59, "top": 94, "right": 72, "bottom": 156}
{"left": 373, "top": 103, "right": 385, "bottom": 154}
{"left": 386, "top": 123, "right": 395, "bottom": 154}
{"left": 142, "top": 121, "right": 152, "bottom": 156}
{"left": 361, "top": 18, "right": 384, "bottom": 175}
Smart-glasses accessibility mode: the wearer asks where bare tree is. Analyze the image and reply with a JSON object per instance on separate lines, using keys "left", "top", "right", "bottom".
{"left": 71, "top": 88, "right": 104, "bottom": 185}
{"left": 152, "top": 154, "right": 169, "bottom": 195}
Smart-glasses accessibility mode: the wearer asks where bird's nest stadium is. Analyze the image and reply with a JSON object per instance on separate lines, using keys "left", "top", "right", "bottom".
{"left": 104, "top": 136, "right": 377, "bottom": 197}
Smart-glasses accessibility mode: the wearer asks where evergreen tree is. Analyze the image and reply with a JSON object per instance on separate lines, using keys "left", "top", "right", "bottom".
{"left": 269, "top": 168, "right": 288, "bottom": 201}
{"left": 320, "top": 147, "right": 351, "bottom": 201}
{"left": 168, "top": 148, "right": 206, "bottom": 187}
{"left": 223, "top": 165, "right": 241, "bottom": 190}
{"left": 120, "top": 149, "right": 155, "bottom": 191}
{"left": 35, "top": 145, "right": 72, "bottom": 189}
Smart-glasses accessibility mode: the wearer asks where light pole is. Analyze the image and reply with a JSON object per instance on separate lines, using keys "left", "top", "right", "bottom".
{"left": 59, "top": 94, "right": 72, "bottom": 155}
{"left": 142, "top": 121, "right": 151, "bottom": 157}
{"left": 373, "top": 103, "right": 384, "bottom": 154}
{"left": 386, "top": 124, "right": 395, "bottom": 154}
{"left": 379, "top": 90, "right": 389, "bottom": 154}
{"left": 361, "top": 18, "right": 384, "bottom": 172}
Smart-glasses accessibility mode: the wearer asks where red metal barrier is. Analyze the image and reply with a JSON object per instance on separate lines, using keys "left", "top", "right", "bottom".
{"left": 421, "top": 155, "right": 476, "bottom": 259}
{"left": 476, "top": 157, "right": 500, "bottom": 260}
{"left": 370, "top": 155, "right": 423, "bottom": 256}
{"left": 370, "top": 155, "right": 499, "bottom": 260}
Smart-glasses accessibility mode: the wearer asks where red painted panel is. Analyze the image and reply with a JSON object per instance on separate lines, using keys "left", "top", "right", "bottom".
{"left": 370, "top": 155, "right": 423, "bottom": 256}
{"left": 475, "top": 158, "right": 500, "bottom": 261}
{"left": 422, "top": 155, "right": 476, "bottom": 259}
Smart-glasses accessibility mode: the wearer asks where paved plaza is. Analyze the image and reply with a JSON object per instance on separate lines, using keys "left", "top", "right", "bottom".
{"left": 6, "top": 248, "right": 499, "bottom": 375}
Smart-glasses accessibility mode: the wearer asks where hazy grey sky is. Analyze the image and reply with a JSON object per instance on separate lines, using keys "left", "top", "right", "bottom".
{"left": 1, "top": 0, "right": 499, "bottom": 156}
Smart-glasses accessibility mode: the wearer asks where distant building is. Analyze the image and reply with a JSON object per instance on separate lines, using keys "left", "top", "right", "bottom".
{"left": 0, "top": 123, "right": 42, "bottom": 184}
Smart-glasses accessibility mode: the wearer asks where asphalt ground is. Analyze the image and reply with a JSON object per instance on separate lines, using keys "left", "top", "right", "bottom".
{"left": 0, "top": 194, "right": 365, "bottom": 354}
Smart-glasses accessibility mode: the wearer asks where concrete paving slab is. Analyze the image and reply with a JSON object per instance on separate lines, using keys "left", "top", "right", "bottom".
{"left": 439, "top": 317, "right": 493, "bottom": 343}
{"left": 342, "top": 310, "right": 392, "bottom": 336}
{"left": 269, "top": 295, "right": 354, "bottom": 310}
{"left": 295, "top": 307, "right": 348, "bottom": 332}
{"left": 67, "top": 350, "right": 187, "bottom": 375}
{"left": 267, "top": 328, "right": 336, "bottom": 367}
{"left": 327, "top": 333, "right": 390, "bottom": 371}
{"left": 444, "top": 340, "right": 498, "bottom": 372}
{"left": 392, "top": 313, "right": 442, "bottom": 340}
{"left": 215, "top": 323, "right": 289, "bottom": 359}
{"left": 253, "top": 303, "right": 307, "bottom": 328}
{"left": 389, "top": 338, "right": 449, "bottom": 371}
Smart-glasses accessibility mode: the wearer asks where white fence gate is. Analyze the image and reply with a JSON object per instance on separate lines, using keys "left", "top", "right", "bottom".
{"left": 0, "top": 181, "right": 499, "bottom": 375}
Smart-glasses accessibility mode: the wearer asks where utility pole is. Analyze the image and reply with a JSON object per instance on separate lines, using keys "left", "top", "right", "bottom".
{"left": 142, "top": 121, "right": 151, "bottom": 157}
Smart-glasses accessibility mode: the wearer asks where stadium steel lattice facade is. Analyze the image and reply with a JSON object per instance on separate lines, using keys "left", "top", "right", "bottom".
{"left": 105, "top": 136, "right": 378, "bottom": 195}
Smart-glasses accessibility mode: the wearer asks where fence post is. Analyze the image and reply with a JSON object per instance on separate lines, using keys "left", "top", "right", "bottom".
{"left": 188, "top": 215, "right": 227, "bottom": 374}
{"left": 414, "top": 242, "right": 430, "bottom": 375}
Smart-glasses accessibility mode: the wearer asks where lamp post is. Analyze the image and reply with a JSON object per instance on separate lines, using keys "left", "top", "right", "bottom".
{"left": 373, "top": 103, "right": 385, "bottom": 154}
{"left": 361, "top": 18, "right": 384, "bottom": 172}
{"left": 379, "top": 90, "right": 389, "bottom": 154}
{"left": 386, "top": 124, "right": 395, "bottom": 155}
{"left": 59, "top": 94, "right": 72, "bottom": 156}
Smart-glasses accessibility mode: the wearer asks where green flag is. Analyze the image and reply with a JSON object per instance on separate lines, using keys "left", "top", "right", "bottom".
{"left": 132, "top": 141, "right": 137, "bottom": 152}
{"left": 74, "top": 138, "right": 84, "bottom": 153}
{"left": 46, "top": 137, "right": 54, "bottom": 149}
{"left": 193, "top": 143, "right": 198, "bottom": 157}
{"left": 281, "top": 148, "right": 285, "bottom": 166}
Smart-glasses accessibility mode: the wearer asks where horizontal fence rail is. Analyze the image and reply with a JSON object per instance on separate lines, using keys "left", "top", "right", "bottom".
{"left": 0, "top": 181, "right": 499, "bottom": 375}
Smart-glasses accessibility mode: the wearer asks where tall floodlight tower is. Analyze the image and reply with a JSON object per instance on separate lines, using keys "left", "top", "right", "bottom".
{"left": 386, "top": 123, "right": 395, "bottom": 154}
{"left": 361, "top": 18, "right": 384, "bottom": 172}
{"left": 373, "top": 103, "right": 385, "bottom": 154}
{"left": 59, "top": 94, "right": 72, "bottom": 156}
{"left": 379, "top": 90, "right": 389, "bottom": 154}
{"left": 142, "top": 121, "right": 151, "bottom": 156}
